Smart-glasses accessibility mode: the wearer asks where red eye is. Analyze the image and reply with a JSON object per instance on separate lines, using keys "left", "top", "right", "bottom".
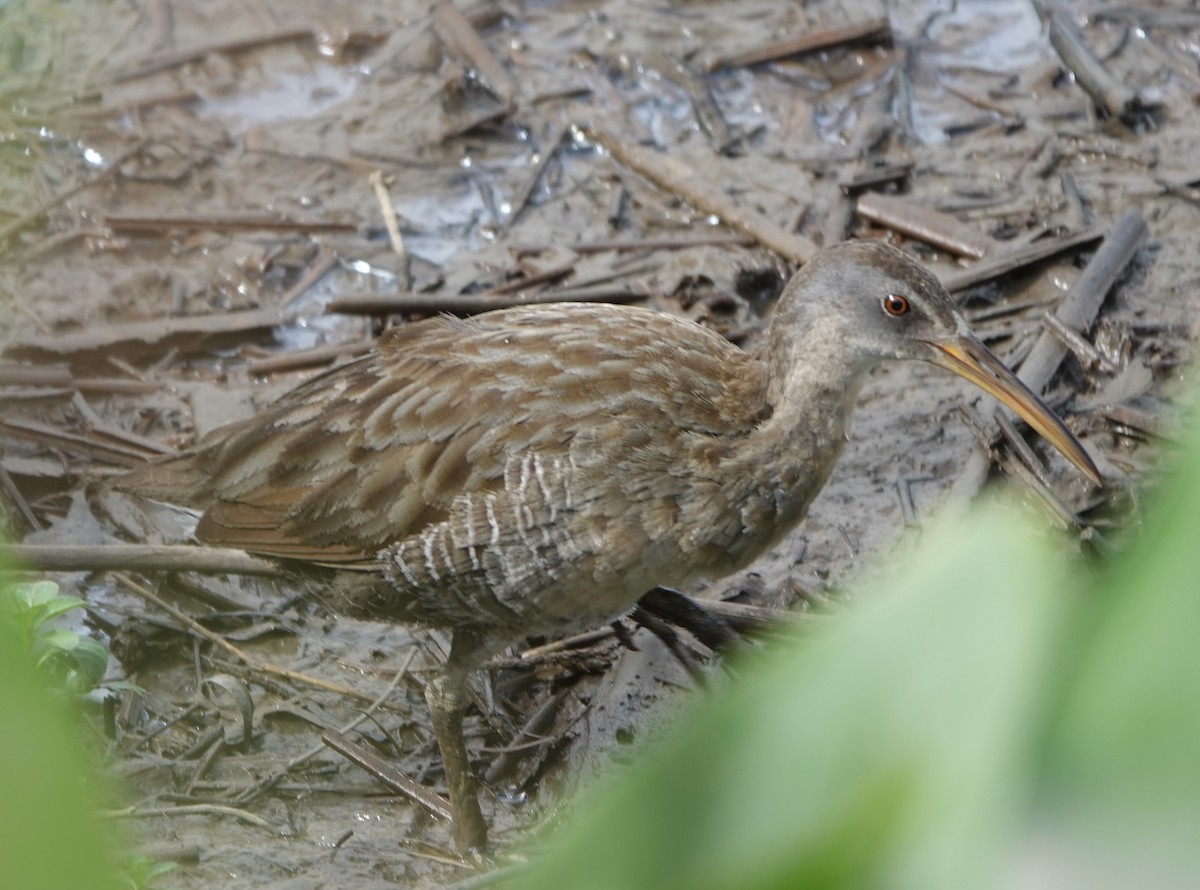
{"left": 882, "top": 294, "right": 910, "bottom": 317}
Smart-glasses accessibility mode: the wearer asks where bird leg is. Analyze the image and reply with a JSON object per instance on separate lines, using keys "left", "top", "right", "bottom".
{"left": 628, "top": 604, "right": 709, "bottom": 686}
{"left": 636, "top": 586, "right": 740, "bottom": 653}
{"left": 425, "top": 630, "right": 490, "bottom": 854}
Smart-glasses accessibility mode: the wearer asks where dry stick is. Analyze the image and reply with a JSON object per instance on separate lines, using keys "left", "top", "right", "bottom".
{"left": 707, "top": 16, "right": 891, "bottom": 71}
{"left": 70, "top": 394, "right": 177, "bottom": 457}
{"left": 280, "top": 248, "right": 340, "bottom": 307}
{"left": 0, "top": 142, "right": 146, "bottom": 245}
{"left": 1042, "top": 312, "right": 1114, "bottom": 371}
{"left": 322, "top": 730, "right": 456, "bottom": 823}
{"left": 0, "top": 419, "right": 160, "bottom": 466}
{"left": 0, "top": 365, "right": 159, "bottom": 395}
{"left": 431, "top": 1, "right": 516, "bottom": 108}
{"left": 839, "top": 160, "right": 914, "bottom": 193}
{"left": 941, "top": 224, "right": 1106, "bottom": 293}
{"left": 482, "top": 260, "right": 575, "bottom": 296}
{"left": 504, "top": 121, "right": 568, "bottom": 230}
{"left": 945, "top": 208, "right": 1148, "bottom": 508}
{"left": 369, "top": 171, "right": 410, "bottom": 289}
{"left": 109, "top": 802, "right": 274, "bottom": 828}
{"left": 102, "top": 213, "right": 357, "bottom": 235}
{"left": 588, "top": 124, "right": 817, "bottom": 264}
{"left": 856, "top": 192, "right": 993, "bottom": 259}
{"left": 110, "top": 573, "right": 393, "bottom": 709}
{"left": 3, "top": 543, "right": 281, "bottom": 576}
{"left": 325, "top": 288, "right": 644, "bottom": 317}
{"left": 246, "top": 337, "right": 374, "bottom": 376}
{"left": 236, "top": 647, "right": 417, "bottom": 806}
{"left": 111, "top": 25, "right": 314, "bottom": 81}
{"left": 77, "top": 89, "right": 202, "bottom": 116}
{"left": 0, "top": 464, "right": 41, "bottom": 530}
{"left": 1043, "top": 6, "right": 1141, "bottom": 120}
{"left": 515, "top": 233, "right": 754, "bottom": 255}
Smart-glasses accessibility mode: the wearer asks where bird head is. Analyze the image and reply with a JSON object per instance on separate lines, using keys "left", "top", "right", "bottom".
{"left": 773, "top": 240, "right": 1101, "bottom": 484}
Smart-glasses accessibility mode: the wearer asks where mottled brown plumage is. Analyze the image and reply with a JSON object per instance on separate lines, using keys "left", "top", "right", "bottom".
{"left": 118, "top": 240, "right": 1099, "bottom": 852}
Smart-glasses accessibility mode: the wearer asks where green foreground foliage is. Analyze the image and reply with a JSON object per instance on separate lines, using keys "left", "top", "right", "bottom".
{"left": 0, "top": 588, "right": 123, "bottom": 890}
{"left": 520, "top": 418, "right": 1200, "bottom": 889}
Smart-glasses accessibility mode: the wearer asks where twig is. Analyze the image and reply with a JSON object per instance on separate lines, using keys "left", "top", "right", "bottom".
{"left": 504, "top": 121, "right": 568, "bottom": 230}
{"left": 102, "top": 213, "right": 357, "bottom": 235}
{"left": 325, "top": 287, "right": 643, "bottom": 317}
{"left": 109, "top": 802, "right": 275, "bottom": 828}
{"left": 0, "top": 142, "right": 146, "bottom": 245}
{"left": 0, "top": 420, "right": 162, "bottom": 466}
{"left": 941, "top": 224, "right": 1106, "bottom": 293}
{"left": 856, "top": 193, "right": 993, "bottom": 258}
{"left": 322, "top": 729, "right": 455, "bottom": 823}
{"left": 431, "top": 1, "right": 516, "bottom": 108}
{"left": 369, "top": 171, "right": 410, "bottom": 289}
{"left": 235, "top": 648, "right": 416, "bottom": 805}
{"left": 2, "top": 543, "right": 281, "bottom": 576}
{"left": 111, "top": 573, "right": 392, "bottom": 709}
{"left": 482, "top": 260, "right": 575, "bottom": 296}
{"left": 280, "top": 248, "right": 340, "bottom": 308}
{"left": 0, "top": 365, "right": 158, "bottom": 395}
{"left": 515, "top": 233, "right": 753, "bottom": 255}
{"left": 0, "top": 464, "right": 42, "bottom": 530}
{"left": 246, "top": 338, "right": 374, "bottom": 376}
{"left": 707, "top": 16, "right": 891, "bottom": 71}
{"left": 1043, "top": 6, "right": 1143, "bottom": 121}
{"left": 587, "top": 123, "right": 817, "bottom": 264}
{"left": 111, "top": 25, "right": 314, "bottom": 82}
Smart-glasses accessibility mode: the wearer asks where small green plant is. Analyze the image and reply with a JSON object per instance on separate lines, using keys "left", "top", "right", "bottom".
{"left": 121, "top": 854, "right": 179, "bottom": 890}
{"left": 0, "top": 579, "right": 107, "bottom": 695}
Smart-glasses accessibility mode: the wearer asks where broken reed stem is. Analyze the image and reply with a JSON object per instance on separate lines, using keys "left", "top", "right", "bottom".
{"left": 587, "top": 123, "right": 817, "bottom": 264}
{"left": 369, "top": 170, "right": 411, "bottom": 289}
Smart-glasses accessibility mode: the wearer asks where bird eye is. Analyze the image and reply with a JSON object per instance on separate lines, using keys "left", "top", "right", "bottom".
{"left": 882, "top": 294, "right": 910, "bottom": 317}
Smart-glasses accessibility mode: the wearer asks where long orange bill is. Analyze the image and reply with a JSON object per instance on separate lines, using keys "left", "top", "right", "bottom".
{"left": 928, "top": 336, "right": 1102, "bottom": 485}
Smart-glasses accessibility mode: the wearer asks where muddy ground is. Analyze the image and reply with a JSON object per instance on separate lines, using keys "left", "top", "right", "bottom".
{"left": 2, "top": 0, "right": 1199, "bottom": 887}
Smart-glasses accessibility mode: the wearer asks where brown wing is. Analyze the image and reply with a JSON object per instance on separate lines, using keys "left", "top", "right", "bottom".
{"left": 118, "top": 303, "right": 770, "bottom": 564}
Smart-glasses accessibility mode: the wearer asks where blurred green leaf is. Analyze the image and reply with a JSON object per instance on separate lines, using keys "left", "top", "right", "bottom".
{"left": 0, "top": 571, "right": 124, "bottom": 890}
